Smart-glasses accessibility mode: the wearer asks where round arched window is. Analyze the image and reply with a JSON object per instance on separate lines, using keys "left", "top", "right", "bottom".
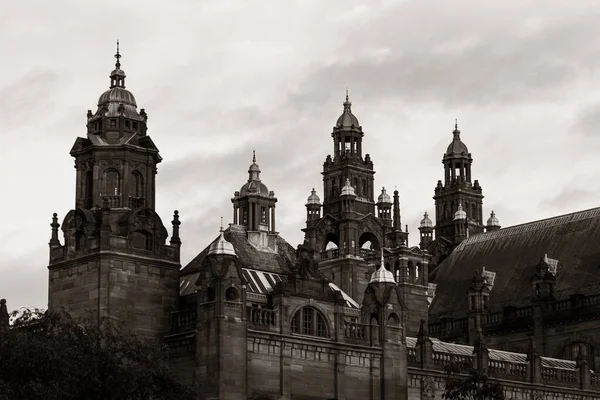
{"left": 290, "top": 307, "right": 328, "bottom": 338}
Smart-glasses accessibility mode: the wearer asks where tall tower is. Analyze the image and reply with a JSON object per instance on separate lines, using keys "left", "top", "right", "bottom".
{"left": 433, "top": 121, "right": 484, "bottom": 245}
{"left": 47, "top": 43, "right": 181, "bottom": 339}
{"left": 322, "top": 92, "right": 375, "bottom": 217}
{"left": 302, "top": 94, "right": 428, "bottom": 307}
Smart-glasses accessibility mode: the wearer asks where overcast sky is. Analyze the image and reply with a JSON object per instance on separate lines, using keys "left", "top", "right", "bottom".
{"left": 1, "top": 0, "right": 600, "bottom": 311}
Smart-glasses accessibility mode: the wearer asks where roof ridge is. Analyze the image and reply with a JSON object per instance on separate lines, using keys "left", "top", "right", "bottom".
{"left": 458, "top": 206, "right": 600, "bottom": 248}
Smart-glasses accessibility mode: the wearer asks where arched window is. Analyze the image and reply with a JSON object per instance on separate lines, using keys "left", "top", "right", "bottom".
{"left": 103, "top": 169, "right": 120, "bottom": 196}
{"left": 415, "top": 263, "right": 421, "bottom": 283}
{"left": 129, "top": 171, "right": 144, "bottom": 198}
{"left": 290, "top": 307, "right": 328, "bottom": 338}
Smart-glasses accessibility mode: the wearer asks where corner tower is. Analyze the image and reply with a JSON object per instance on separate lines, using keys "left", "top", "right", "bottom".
{"left": 47, "top": 43, "right": 181, "bottom": 339}
{"left": 433, "top": 121, "right": 484, "bottom": 245}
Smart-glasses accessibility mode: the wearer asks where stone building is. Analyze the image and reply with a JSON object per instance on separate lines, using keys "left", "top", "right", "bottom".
{"left": 28, "top": 47, "right": 600, "bottom": 399}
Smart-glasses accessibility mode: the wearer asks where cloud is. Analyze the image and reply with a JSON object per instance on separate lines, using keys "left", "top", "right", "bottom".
{"left": 540, "top": 188, "right": 599, "bottom": 210}
{"left": 289, "top": 1, "right": 600, "bottom": 109}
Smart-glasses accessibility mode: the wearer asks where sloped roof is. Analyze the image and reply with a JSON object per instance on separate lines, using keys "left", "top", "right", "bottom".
{"left": 179, "top": 267, "right": 359, "bottom": 308}
{"left": 181, "top": 225, "right": 297, "bottom": 276}
{"left": 405, "top": 337, "right": 576, "bottom": 370}
{"left": 430, "top": 207, "right": 600, "bottom": 318}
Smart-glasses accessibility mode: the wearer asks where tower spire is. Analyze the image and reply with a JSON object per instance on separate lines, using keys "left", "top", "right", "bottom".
{"left": 115, "top": 40, "right": 121, "bottom": 69}
{"left": 343, "top": 88, "right": 351, "bottom": 112}
{"left": 252, "top": 150, "right": 256, "bottom": 163}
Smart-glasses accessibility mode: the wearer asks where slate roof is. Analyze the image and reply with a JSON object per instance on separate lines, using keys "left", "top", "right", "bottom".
{"left": 405, "top": 337, "right": 576, "bottom": 370}
{"left": 430, "top": 207, "right": 600, "bottom": 319}
{"left": 180, "top": 224, "right": 297, "bottom": 276}
{"left": 179, "top": 264, "right": 360, "bottom": 308}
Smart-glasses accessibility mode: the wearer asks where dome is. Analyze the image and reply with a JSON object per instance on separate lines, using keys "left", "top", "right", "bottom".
{"left": 239, "top": 151, "right": 271, "bottom": 197}
{"left": 420, "top": 212, "right": 433, "bottom": 228}
{"left": 445, "top": 122, "right": 469, "bottom": 155}
{"left": 306, "top": 188, "right": 321, "bottom": 205}
{"left": 208, "top": 225, "right": 237, "bottom": 257}
{"left": 370, "top": 251, "right": 396, "bottom": 284}
{"left": 335, "top": 93, "right": 360, "bottom": 129}
{"left": 93, "top": 43, "right": 144, "bottom": 121}
{"left": 487, "top": 211, "right": 500, "bottom": 227}
{"left": 339, "top": 179, "right": 356, "bottom": 197}
{"left": 454, "top": 204, "right": 467, "bottom": 221}
{"left": 377, "top": 187, "right": 392, "bottom": 204}
{"left": 240, "top": 180, "right": 270, "bottom": 196}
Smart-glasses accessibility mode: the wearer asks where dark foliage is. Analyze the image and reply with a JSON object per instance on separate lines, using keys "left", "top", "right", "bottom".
{"left": 0, "top": 308, "right": 196, "bottom": 400}
{"left": 442, "top": 364, "right": 505, "bottom": 400}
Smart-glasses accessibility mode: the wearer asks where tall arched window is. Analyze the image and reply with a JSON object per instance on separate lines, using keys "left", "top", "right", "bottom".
{"left": 290, "top": 307, "right": 328, "bottom": 338}
{"left": 129, "top": 171, "right": 144, "bottom": 198}
{"left": 103, "top": 169, "right": 120, "bottom": 196}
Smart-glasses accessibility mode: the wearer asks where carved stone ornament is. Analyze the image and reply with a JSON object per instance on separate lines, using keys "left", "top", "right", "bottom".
{"left": 420, "top": 376, "right": 436, "bottom": 400}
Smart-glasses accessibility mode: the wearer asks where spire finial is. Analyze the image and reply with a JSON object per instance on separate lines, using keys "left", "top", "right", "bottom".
{"left": 343, "top": 88, "right": 351, "bottom": 111}
{"left": 115, "top": 40, "right": 121, "bottom": 69}
{"left": 252, "top": 150, "right": 256, "bottom": 163}
{"left": 345, "top": 87, "right": 349, "bottom": 102}
{"left": 455, "top": 118, "right": 458, "bottom": 130}
{"left": 220, "top": 217, "right": 224, "bottom": 232}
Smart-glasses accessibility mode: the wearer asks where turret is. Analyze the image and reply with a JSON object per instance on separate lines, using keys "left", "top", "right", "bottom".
{"left": 377, "top": 187, "right": 393, "bottom": 224}
{"left": 433, "top": 121, "right": 485, "bottom": 244}
{"left": 196, "top": 223, "right": 247, "bottom": 399}
{"left": 305, "top": 188, "right": 322, "bottom": 222}
{"left": 467, "top": 268, "right": 490, "bottom": 346}
{"left": 418, "top": 212, "right": 433, "bottom": 250}
{"left": 486, "top": 210, "right": 501, "bottom": 231}
{"left": 362, "top": 251, "right": 408, "bottom": 399}
{"left": 453, "top": 203, "right": 468, "bottom": 243}
{"left": 231, "top": 151, "right": 278, "bottom": 250}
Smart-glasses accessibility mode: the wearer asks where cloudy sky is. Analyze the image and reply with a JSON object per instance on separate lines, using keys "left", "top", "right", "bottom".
{"left": 1, "top": 0, "right": 600, "bottom": 311}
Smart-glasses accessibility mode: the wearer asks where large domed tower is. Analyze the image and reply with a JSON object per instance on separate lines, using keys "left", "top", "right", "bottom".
{"left": 433, "top": 121, "right": 484, "bottom": 245}
{"left": 47, "top": 43, "right": 181, "bottom": 339}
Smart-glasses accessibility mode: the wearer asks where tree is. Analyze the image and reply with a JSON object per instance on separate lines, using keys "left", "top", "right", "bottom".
{"left": 0, "top": 308, "right": 196, "bottom": 400}
{"left": 442, "top": 364, "right": 505, "bottom": 400}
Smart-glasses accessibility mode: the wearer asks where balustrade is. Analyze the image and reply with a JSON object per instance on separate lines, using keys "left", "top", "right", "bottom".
{"left": 247, "top": 307, "right": 277, "bottom": 327}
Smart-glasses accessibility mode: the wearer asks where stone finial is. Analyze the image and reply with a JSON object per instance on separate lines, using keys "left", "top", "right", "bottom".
{"left": 49, "top": 213, "right": 61, "bottom": 246}
{"left": 170, "top": 210, "right": 182, "bottom": 247}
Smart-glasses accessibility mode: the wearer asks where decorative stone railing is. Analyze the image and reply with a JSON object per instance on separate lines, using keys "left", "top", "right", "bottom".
{"left": 247, "top": 307, "right": 278, "bottom": 327}
{"left": 102, "top": 196, "right": 121, "bottom": 208}
{"left": 320, "top": 249, "right": 340, "bottom": 260}
{"left": 171, "top": 309, "right": 196, "bottom": 333}
{"left": 343, "top": 321, "right": 367, "bottom": 340}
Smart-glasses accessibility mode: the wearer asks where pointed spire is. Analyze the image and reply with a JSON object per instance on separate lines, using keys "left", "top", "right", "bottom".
{"left": 248, "top": 150, "right": 261, "bottom": 181}
{"left": 115, "top": 40, "right": 121, "bottom": 69}
{"left": 110, "top": 40, "right": 126, "bottom": 89}
{"left": 170, "top": 210, "right": 181, "bottom": 247}
{"left": 343, "top": 88, "right": 352, "bottom": 112}
{"left": 453, "top": 118, "right": 461, "bottom": 139}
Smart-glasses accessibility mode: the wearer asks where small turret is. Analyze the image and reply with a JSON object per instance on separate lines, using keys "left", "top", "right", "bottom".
{"left": 453, "top": 203, "right": 468, "bottom": 243}
{"left": 377, "top": 187, "right": 393, "bottom": 222}
{"left": 208, "top": 220, "right": 236, "bottom": 257}
{"left": 305, "top": 188, "right": 322, "bottom": 222}
{"left": 340, "top": 179, "right": 356, "bottom": 213}
{"left": 486, "top": 210, "right": 501, "bottom": 231}
{"left": 418, "top": 212, "right": 433, "bottom": 250}
{"left": 370, "top": 250, "right": 396, "bottom": 284}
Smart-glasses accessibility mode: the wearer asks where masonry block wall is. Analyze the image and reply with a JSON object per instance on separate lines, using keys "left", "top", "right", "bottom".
{"left": 49, "top": 255, "right": 179, "bottom": 338}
